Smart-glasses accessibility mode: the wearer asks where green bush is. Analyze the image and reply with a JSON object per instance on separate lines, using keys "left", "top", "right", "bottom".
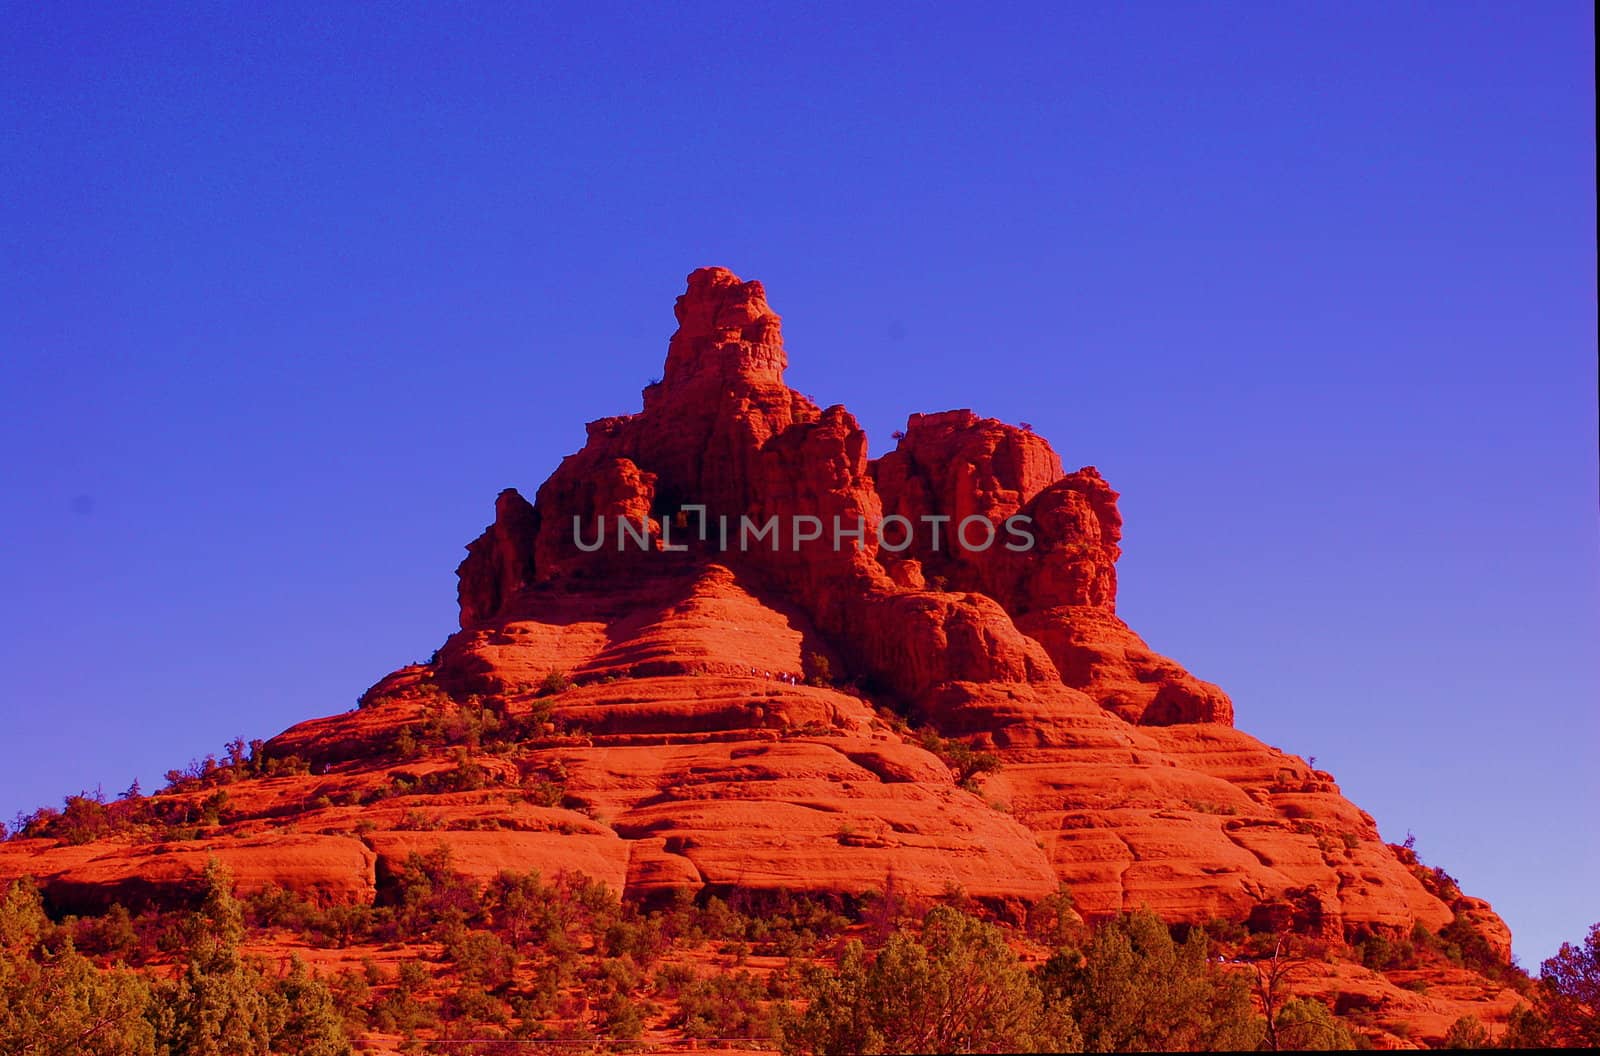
{"left": 444, "top": 928, "right": 518, "bottom": 990}
{"left": 0, "top": 941, "right": 158, "bottom": 1055}
{"left": 1442, "top": 1014, "right": 1490, "bottom": 1049}
{"left": 1037, "top": 908, "right": 1262, "bottom": 1052}
{"left": 1275, "top": 996, "right": 1357, "bottom": 1050}
{"left": 914, "top": 728, "right": 1002, "bottom": 789}
{"left": 371, "top": 960, "right": 435, "bottom": 1034}
{"left": 537, "top": 669, "right": 573, "bottom": 696}
{"left": 1499, "top": 1001, "right": 1553, "bottom": 1048}
{"left": 675, "top": 969, "right": 775, "bottom": 1040}
{"left": 804, "top": 651, "right": 834, "bottom": 686}
{"left": 784, "top": 905, "right": 1076, "bottom": 1055}
{"left": 3, "top": 868, "right": 354, "bottom": 1055}
{"left": 1355, "top": 930, "right": 1415, "bottom": 971}
{"left": 1541, "top": 922, "right": 1600, "bottom": 1047}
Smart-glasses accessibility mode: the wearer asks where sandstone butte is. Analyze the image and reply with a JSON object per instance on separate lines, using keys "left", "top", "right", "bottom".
{"left": 1, "top": 268, "right": 1526, "bottom": 1047}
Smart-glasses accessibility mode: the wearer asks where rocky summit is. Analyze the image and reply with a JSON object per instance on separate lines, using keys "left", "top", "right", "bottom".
{"left": 1, "top": 269, "right": 1528, "bottom": 1047}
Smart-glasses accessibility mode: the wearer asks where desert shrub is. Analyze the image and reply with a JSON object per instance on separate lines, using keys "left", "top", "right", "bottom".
{"left": 198, "top": 790, "right": 231, "bottom": 826}
{"left": 11, "top": 804, "right": 62, "bottom": 840}
{"left": 653, "top": 961, "right": 696, "bottom": 996}
{"left": 478, "top": 867, "right": 622, "bottom": 974}
{"left": 1499, "top": 1001, "right": 1553, "bottom": 1048}
{"left": 595, "top": 953, "right": 642, "bottom": 993}
{"left": 521, "top": 694, "right": 555, "bottom": 727}
{"left": 155, "top": 739, "right": 298, "bottom": 796}
{"left": 784, "top": 905, "right": 1075, "bottom": 1055}
{"left": 803, "top": 651, "right": 834, "bottom": 686}
{"left": 0, "top": 939, "right": 158, "bottom": 1055}
{"left": 1541, "top": 922, "right": 1600, "bottom": 1047}
{"left": 695, "top": 895, "right": 746, "bottom": 942}
{"left": 418, "top": 697, "right": 496, "bottom": 751}
{"left": 11, "top": 787, "right": 169, "bottom": 845}
{"left": 588, "top": 955, "right": 649, "bottom": 1039}
{"left": 245, "top": 885, "right": 319, "bottom": 933}
{"left": 392, "top": 726, "right": 422, "bottom": 759}
{"left": 1202, "top": 915, "right": 1248, "bottom": 946}
{"left": 1275, "top": 996, "right": 1357, "bottom": 1050}
{"left": 260, "top": 753, "right": 312, "bottom": 779}
{"left": 1442, "top": 1013, "right": 1490, "bottom": 1048}
{"left": 58, "top": 791, "right": 116, "bottom": 843}
{"left": 0, "top": 879, "right": 57, "bottom": 956}
{"left": 520, "top": 776, "right": 566, "bottom": 807}
{"left": 437, "top": 981, "right": 510, "bottom": 1028}
{"left": 1436, "top": 911, "right": 1528, "bottom": 987}
{"left": 394, "top": 807, "right": 436, "bottom": 830}
{"left": 412, "top": 746, "right": 493, "bottom": 794}
{"left": 913, "top": 728, "right": 1001, "bottom": 789}
{"left": 484, "top": 870, "right": 553, "bottom": 950}
{"left": 603, "top": 914, "right": 669, "bottom": 966}
{"left": 753, "top": 904, "right": 851, "bottom": 957}
{"left": 599, "top": 987, "right": 647, "bottom": 1039}
{"left": 1028, "top": 885, "right": 1087, "bottom": 949}
{"left": 380, "top": 847, "right": 482, "bottom": 941}
{"left": 148, "top": 875, "right": 272, "bottom": 1053}
{"left": 510, "top": 958, "right": 568, "bottom": 1026}
{"left": 675, "top": 969, "right": 776, "bottom": 1040}
{"left": 557, "top": 871, "right": 624, "bottom": 929}
{"left": 268, "top": 956, "right": 351, "bottom": 1056}
{"left": 371, "top": 960, "right": 435, "bottom": 1035}
{"left": 444, "top": 928, "right": 519, "bottom": 990}
{"left": 143, "top": 863, "right": 352, "bottom": 1055}
{"left": 76, "top": 903, "right": 140, "bottom": 960}
{"left": 679, "top": 890, "right": 853, "bottom": 958}
{"left": 1355, "top": 930, "right": 1415, "bottom": 971}
{"left": 326, "top": 967, "right": 370, "bottom": 1035}
{"left": 537, "top": 669, "right": 573, "bottom": 696}
{"left": 1395, "top": 913, "right": 1525, "bottom": 988}
{"left": 1038, "top": 908, "right": 1262, "bottom": 1052}
{"left": 315, "top": 903, "right": 374, "bottom": 948}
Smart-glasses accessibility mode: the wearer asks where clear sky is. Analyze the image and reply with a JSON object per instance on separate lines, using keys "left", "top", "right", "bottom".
{"left": 2, "top": 3, "right": 1594, "bottom": 967}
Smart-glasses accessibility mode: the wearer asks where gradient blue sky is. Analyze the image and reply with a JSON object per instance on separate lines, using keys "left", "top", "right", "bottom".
{"left": 2, "top": 3, "right": 1594, "bottom": 966}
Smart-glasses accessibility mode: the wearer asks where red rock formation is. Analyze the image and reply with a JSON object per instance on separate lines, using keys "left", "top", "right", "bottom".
{"left": 0, "top": 268, "right": 1514, "bottom": 1042}
{"left": 457, "top": 487, "right": 539, "bottom": 626}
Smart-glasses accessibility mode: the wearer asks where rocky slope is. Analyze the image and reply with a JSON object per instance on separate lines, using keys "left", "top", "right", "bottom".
{"left": 0, "top": 268, "right": 1522, "bottom": 1046}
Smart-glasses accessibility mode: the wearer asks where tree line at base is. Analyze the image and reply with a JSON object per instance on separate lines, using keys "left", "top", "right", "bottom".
{"left": 2, "top": 855, "right": 1595, "bottom": 1054}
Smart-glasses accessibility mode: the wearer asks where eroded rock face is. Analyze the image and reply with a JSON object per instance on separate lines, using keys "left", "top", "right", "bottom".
{"left": 457, "top": 488, "right": 539, "bottom": 627}
{"left": 459, "top": 267, "right": 1224, "bottom": 724}
{"left": 0, "top": 268, "right": 1506, "bottom": 965}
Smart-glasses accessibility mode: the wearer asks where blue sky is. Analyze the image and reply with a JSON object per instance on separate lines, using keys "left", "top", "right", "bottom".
{"left": 1, "top": 3, "right": 1594, "bottom": 966}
